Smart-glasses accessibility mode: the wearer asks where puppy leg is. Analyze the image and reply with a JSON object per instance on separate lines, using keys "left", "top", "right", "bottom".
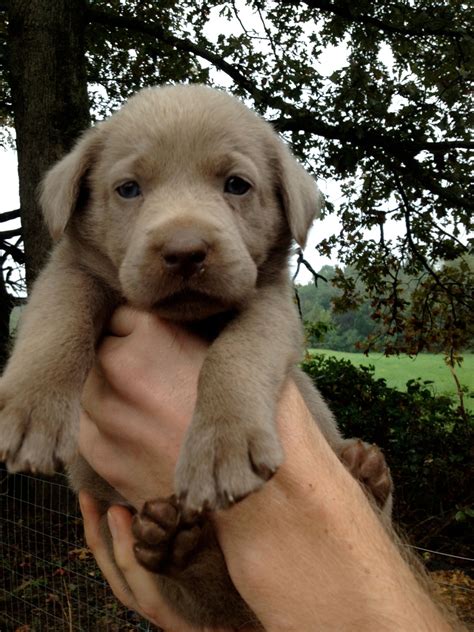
{"left": 0, "top": 241, "right": 113, "bottom": 473}
{"left": 175, "top": 284, "right": 301, "bottom": 514}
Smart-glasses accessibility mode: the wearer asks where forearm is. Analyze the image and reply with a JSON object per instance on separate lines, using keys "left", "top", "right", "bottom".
{"left": 214, "top": 381, "right": 451, "bottom": 632}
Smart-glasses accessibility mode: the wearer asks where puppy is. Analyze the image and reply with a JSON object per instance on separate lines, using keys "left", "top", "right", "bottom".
{"left": 0, "top": 85, "right": 392, "bottom": 628}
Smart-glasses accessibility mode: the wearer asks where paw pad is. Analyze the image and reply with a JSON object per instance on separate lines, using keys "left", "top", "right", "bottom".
{"left": 133, "top": 496, "right": 204, "bottom": 574}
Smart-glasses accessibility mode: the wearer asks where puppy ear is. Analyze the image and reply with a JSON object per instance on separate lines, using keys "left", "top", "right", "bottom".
{"left": 39, "top": 128, "right": 101, "bottom": 240}
{"left": 276, "top": 143, "right": 323, "bottom": 249}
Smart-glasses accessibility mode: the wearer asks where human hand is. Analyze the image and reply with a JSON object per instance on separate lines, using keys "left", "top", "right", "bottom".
{"left": 79, "top": 306, "right": 207, "bottom": 507}
{"left": 79, "top": 307, "right": 260, "bottom": 630}
{"left": 79, "top": 306, "right": 453, "bottom": 632}
{"left": 78, "top": 304, "right": 324, "bottom": 630}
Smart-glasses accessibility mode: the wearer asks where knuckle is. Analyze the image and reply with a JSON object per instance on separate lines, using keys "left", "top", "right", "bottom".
{"left": 110, "top": 585, "right": 136, "bottom": 611}
{"left": 83, "top": 529, "right": 100, "bottom": 552}
{"left": 139, "top": 601, "right": 162, "bottom": 625}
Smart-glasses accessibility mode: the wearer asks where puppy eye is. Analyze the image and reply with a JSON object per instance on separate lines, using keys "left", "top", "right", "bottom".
{"left": 116, "top": 181, "right": 141, "bottom": 198}
{"left": 224, "top": 176, "right": 251, "bottom": 196}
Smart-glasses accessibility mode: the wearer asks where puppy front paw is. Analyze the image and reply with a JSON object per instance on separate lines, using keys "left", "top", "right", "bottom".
{"left": 0, "top": 383, "right": 79, "bottom": 474}
{"left": 175, "top": 413, "right": 283, "bottom": 514}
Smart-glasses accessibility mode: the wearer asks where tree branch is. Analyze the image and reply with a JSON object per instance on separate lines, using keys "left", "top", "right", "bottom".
{"left": 395, "top": 154, "right": 474, "bottom": 211}
{"left": 1, "top": 239, "right": 24, "bottom": 264}
{"left": 0, "top": 209, "right": 20, "bottom": 223}
{"left": 426, "top": 218, "right": 469, "bottom": 252}
{"left": 293, "top": 286, "right": 303, "bottom": 320}
{"left": 274, "top": 114, "right": 473, "bottom": 156}
{"left": 395, "top": 174, "right": 468, "bottom": 309}
{"left": 293, "top": 249, "right": 327, "bottom": 285}
{"left": 0, "top": 228, "right": 21, "bottom": 239}
{"left": 277, "top": 113, "right": 472, "bottom": 209}
{"left": 87, "top": 5, "right": 471, "bottom": 174}
{"left": 86, "top": 6, "right": 257, "bottom": 96}
{"left": 285, "top": 0, "right": 468, "bottom": 38}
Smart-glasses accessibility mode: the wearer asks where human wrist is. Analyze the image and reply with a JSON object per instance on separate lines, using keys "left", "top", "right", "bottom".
{"left": 212, "top": 381, "right": 363, "bottom": 629}
{"left": 213, "top": 381, "right": 450, "bottom": 631}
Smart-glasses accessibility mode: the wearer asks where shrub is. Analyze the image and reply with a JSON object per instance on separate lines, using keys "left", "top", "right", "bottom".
{"left": 301, "top": 354, "right": 474, "bottom": 551}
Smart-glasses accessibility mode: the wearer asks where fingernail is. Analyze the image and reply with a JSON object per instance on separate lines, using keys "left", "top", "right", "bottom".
{"left": 107, "top": 509, "right": 117, "bottom": 539}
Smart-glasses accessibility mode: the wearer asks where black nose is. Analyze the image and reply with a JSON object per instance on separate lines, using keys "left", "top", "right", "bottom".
{"left": 161, "top": 231, "right": 208, "bottom": 278}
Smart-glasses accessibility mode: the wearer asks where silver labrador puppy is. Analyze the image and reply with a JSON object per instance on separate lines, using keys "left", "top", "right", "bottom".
{"left": 0, "top": 85, "right": 392, "bottom": 628}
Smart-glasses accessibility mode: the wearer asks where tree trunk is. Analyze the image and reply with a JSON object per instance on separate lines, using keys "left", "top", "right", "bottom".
{"left": 7, "top": 0, "right": 90, "bottom": 287}
{"left": 0, "top": 271, "right": 14, "bottom": 368}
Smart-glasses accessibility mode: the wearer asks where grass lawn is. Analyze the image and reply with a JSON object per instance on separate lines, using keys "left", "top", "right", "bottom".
{"left": 309, "top": 349, "right": 474, "bottom": 411}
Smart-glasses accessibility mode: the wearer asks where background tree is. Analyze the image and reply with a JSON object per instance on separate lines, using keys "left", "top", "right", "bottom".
{"left": 8, "top": 0, "right": 90, "bottom": 280}
{"left": 0, "top": 0, "right": 472, "bottom": 368}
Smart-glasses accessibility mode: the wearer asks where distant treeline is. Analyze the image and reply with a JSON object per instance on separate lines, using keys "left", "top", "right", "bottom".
{"left": 296, "top": 265, "right": 377, "bottom": 352}
{"left": 297, "top": 262, "right": 474, "bottom": 354}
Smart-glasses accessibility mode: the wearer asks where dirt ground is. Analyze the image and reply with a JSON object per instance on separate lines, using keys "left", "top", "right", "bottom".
{"left": 431, "top": 570, "right": 474, "bottom": 629}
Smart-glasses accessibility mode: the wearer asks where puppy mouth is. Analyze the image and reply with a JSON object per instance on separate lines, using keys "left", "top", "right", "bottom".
{"left": 153, "top": 289, "right": 228, "bottom": 317}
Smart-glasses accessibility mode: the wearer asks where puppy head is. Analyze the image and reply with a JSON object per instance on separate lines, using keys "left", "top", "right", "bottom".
{"left": 40, "top": 85, "right": 321, "bottom": 320}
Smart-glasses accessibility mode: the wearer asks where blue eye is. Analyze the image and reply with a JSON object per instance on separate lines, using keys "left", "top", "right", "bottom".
{"left": 116, "top": 181, "right": 141, "bottom": 198}
{"left": 224, "top": 176, "right": 251, "bottom": 195}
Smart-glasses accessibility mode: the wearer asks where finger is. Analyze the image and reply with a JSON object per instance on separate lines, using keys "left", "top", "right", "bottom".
{"left": 78, "top": 410, "right": 102, "bottom": 462}
{"left": 106, "top": 305, "right": 143, "bottom": 337}
{"left": 81, "top": 361, "right": 110, "bottom": 408}
{"left": 80, "top": 371, "right": 128, "bottom": 442}
{"left": 79, "top": 491, "right": 139, "bottom": 612}
{"left": 107, "top": 504, "right": 200, "bottom": 631}
{"left": 81, "top": 360, "right": 128, "bottom": 428}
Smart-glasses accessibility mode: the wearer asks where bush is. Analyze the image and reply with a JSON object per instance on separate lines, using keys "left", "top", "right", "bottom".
{"left": 301, "top": 354, "right": 474, "bottom": 552}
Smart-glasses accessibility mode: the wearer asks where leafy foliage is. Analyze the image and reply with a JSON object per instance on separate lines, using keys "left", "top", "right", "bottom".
{"left": 403, "top": 257, "right": 474, "bottom": 356}
{"left": 302, "top": 353, "right": 474, "bottom": 549}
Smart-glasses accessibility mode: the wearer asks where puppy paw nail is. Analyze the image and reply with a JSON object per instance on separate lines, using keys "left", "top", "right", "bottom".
{"left": 254, "top": 463, "right": 276, "bottom": 481}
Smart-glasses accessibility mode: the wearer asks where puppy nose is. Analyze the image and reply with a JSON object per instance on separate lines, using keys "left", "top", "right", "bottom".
{"left": 161, "top": 230, "right": 208, "bottom": 277}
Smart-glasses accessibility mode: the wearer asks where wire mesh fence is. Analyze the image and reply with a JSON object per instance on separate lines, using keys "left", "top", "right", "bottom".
{"left": 1, "top": 465, "right": 473, "bottom": 630}
{"left": 0, "top": 466, "right": 154, "bottom": 631}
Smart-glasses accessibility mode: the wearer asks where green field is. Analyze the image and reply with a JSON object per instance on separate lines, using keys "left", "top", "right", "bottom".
{"left": 309, "top": 349, "right": 474, "bottom": 411}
